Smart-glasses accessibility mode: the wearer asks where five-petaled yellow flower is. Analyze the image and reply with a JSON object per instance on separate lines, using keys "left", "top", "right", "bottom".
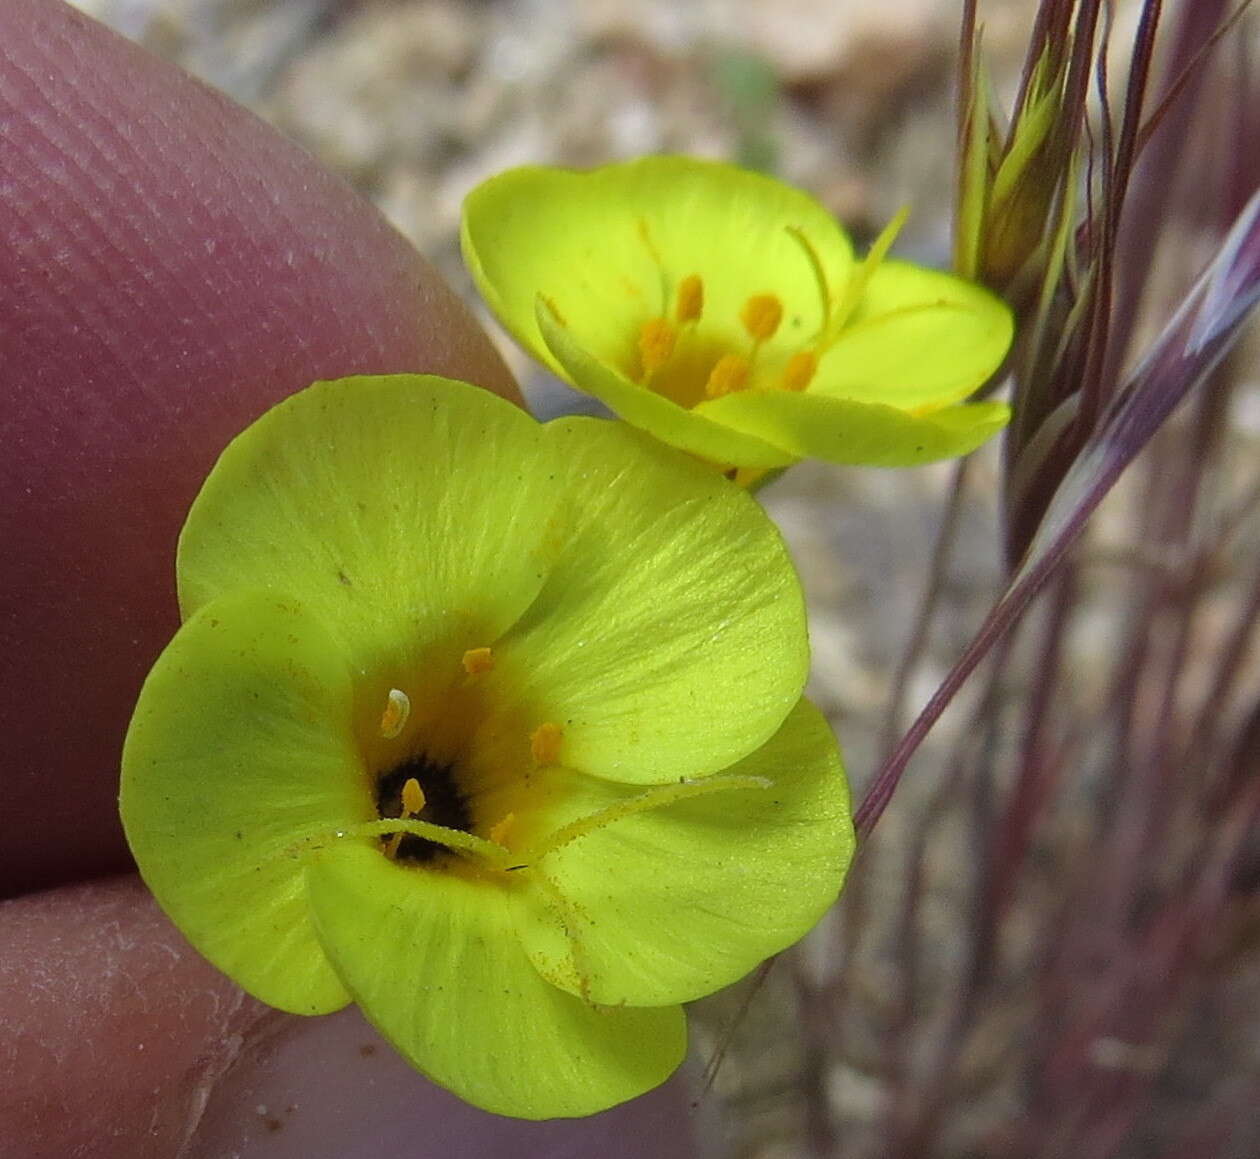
{"left": 120, "top": 375, "right": 853, "bottom": 1120}
{"left": 461, "top": 156, "right": 1014, "bottom": 480}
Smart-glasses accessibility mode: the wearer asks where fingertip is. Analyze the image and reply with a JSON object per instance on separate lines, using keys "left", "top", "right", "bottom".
{"left": 0, "top": 0, "right": 518, "bottom": 897}
{"left": 0, "top": 877, "right": 271, "bottom": 1158}
{"left": 0, "top": 877, "right": 703, "bottom": 1159}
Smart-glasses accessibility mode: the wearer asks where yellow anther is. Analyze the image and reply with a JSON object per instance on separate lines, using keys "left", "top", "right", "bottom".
{"left": 378, "top": 688, "right": 410, "bottom": 739}
{"left": 705, "top": 353, "right": 751, "bottom": 398}
{"left": 530, "top": 722, "right": 564, "bottom": 765}
{"left": 780, "top": 350, "right": 818, "bottom": 392}
{"left": 488, "top": 812, "right": 516, "bottom": 847}
{"left": 740, "top": 293, "right": 784, "bottom": 342}
{"left": 462, "top": 646, "right": 494, "bottom": 676}
{"left": 638, "top": 317, "right": 677, "bottom": 378}
{"left": 401, "top": 777, "right": 426, "bottom": 817}
{"left": 675, "top": 274, "right": 704, "bottom": 324}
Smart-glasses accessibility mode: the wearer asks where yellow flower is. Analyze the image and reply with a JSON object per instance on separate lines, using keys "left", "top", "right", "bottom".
{"left": 120, "top": 375, "right": 853, "bottom": 1119}
{"left": 461, "top": 156, "right": 1014, "bottom": 478}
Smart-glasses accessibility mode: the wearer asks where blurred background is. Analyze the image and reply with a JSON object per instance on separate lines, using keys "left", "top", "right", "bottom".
{"left": 68, "top": 2, "right": 1260, "bottom": 1156}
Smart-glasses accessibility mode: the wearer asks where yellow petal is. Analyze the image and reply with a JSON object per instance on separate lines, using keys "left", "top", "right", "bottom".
{"left": 518, "top": 700, "right": 852, "bottom": 1005}
{"left": 306, "top": 840, "right": 686, "bottom": 1119}
{"left": 462, "top": 156, "right": 853, "bottom": 381}
{"left": 177, "top": 375, "right": 563, "bottom": 722}
{"left": 812, "top": 260, "right": 1013, "bottom": 409}
{"left": 697, "top": 390, "right": 1011, "bottom": 467}
{"left": 120, "top": 591, "right": 363, "bottom": 1015}
{"left": 486, "top": 416, "right": 809, "bottom": 784}
{"left": 538, "top": 297, "right": 796, "bottom": 469}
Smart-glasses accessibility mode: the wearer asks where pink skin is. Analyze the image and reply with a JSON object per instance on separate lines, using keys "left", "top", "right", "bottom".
{"left": 0, "top": 3, "right": 700, "bottom": 1154}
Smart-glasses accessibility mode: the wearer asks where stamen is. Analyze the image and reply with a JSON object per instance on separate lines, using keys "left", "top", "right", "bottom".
{"left": 531, "top": 774, "right": 771, "bottom": 860}
{"left": 785, "top": 225, "right": 833, "bottom": 336}
{"left": 530, "top": 868, "right": 594, "bottom": 999}
{"left": 530, "top": 722, "right": 564, "bottom": 765}
{"left": 740, "top": 294, "right": 784, "bottom": 342}
{"left": 636, "top": 217, "right": 671, "bottom": 309}
{"left": 636, "top": 217, "right": 666, "bottom": 267}
{"left": 378, "top": 688, "right": 410, "bottom": 739}
{"left": 638, "top": 318, "right": 677, "bottom": 378}
{"left": 780, "top": 350, "right": 818, "bottom": 392}
{"left": 401, "top": 777, "right": 426, "bottom": 817}
{"left": 387, "top": 776, "right": 427, "bottom": 856}
{"left": 346, "top": 817, "right": 516, "bottom": 869}
{"left": 462, "top": 646, "right": 495, "bottom": 676}
{"left": 675, "top": 274, "right": 704, "bottom": 323}
{"left": 705, "top": 353, "right": 751, "bottom": 398}
{"left": 488, "top": 812, "right": 516, "bottom": 847}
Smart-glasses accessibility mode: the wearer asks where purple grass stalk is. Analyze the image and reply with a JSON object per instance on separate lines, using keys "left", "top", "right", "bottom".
{"left": 878, "top": 459, "right": 973, "bottom": 759}
{"left": 1153, "top": 1078, "right": 1260, "bottom": 1159}
{"left": 880, "top": 787, "right": 941, "bottom": 1156}
{"left": 1004, "top": 0, "right": 1171, "bottom": 561}
{"left": 1105, "top": 0, "right": 1237, "bottom": 387}
{"left": 880, "top": 638, "right": 1023, "bottom": 1158}
{"left": 970, "top": 564, "right": 1077, "bottom": 992}
{"left": 1059, "top": 748, "right": 1260, "bottom": 1157}
{"left": 1183, "top": 556, "right": 1260, "bottom": 797}
{"left": 1013, "top": 652, "right": 1260, "bottom": 1157}
{"left": 1133, "top": 377, "right": 1233, "bottom": 871}
{"left": 815, "top": 6, "right": 1260, "bottom": 1155}
{"left": 857, "top": 188, "right": 1260, "bottom": 843}
{"left": 1224, "top": 11, "right": 1258, "bottom": 217}
{"left": 1089, "top": 385, "right": 1227, "bottom": 941}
